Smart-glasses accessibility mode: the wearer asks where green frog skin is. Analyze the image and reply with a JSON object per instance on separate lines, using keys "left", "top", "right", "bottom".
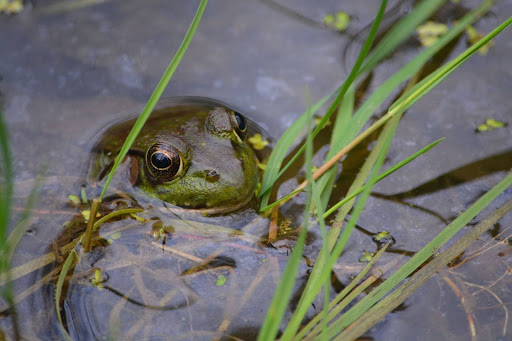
{"left": 89, "top": 99, "right": 261, "bottom": 214}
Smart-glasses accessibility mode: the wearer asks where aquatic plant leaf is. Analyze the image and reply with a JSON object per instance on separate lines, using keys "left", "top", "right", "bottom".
{"left": 416, "top": 21, "right": 449, "bottom": 47}
{"left": 248, "top": 133, "right": 270, "bottom": 150}
{"left": 80, "top": 186, "right": 88, "bottom": 204}
{"left": 0, "top": 0, "right": 23, "bottom": 14}
{"left": 323, "top": 11, "right": 350, "bottom": 31}
{"left": 215, "top": 274, "right": 227, "bottom": 286}
{"left": 477, "top": 118, "right": 506, "bottom": 132}
{"left": 466, "top": 25, "right": 494, "bottom": 55}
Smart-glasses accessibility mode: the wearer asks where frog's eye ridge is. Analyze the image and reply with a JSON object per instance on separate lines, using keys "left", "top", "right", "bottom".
{"left": 146, "top": 143, "right": 183, "bottom": 182}
{"left": 231, "top": 111, "right": 247, "bottom": 140}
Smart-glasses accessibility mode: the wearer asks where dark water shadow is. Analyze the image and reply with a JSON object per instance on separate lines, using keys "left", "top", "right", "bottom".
{"left": 377, "top": 149, "right": 512, "bottom": 200}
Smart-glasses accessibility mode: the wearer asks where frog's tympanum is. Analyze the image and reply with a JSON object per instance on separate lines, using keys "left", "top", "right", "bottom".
{"left": 89, "top": 98, "right": 262, "bottom": 214}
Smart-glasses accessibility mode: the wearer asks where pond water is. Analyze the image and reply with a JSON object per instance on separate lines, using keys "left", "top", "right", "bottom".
{"left": 1, "top": 0, "right": 512, "bottom": 340}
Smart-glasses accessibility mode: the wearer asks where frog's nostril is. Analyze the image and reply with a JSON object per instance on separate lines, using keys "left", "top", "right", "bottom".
{"left": 205, "top": 170, "right": 220, "bottom": 182}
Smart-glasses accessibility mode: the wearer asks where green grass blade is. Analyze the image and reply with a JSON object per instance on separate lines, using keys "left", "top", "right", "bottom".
{"left": 317, "top": 87, "right": 355, "bottom": 209}
{"left": 310, "top": 149, "right": 333, "bottom": 341}
{"left": 296, "top": 243, "right": 389, "bottom": 340}
{"left": 325, "top": 171, "right": 512, "bottom": 338}
{"left": 339, "top": 197, "right": 512, "bottom": 341}
{"left": 262, "top": 0, "right": 491, "bottom": 211}
{"left": 323, "top": 138, "right": 444, "bottom": 219}
{"left": 99, "top": 0, "right": 208, "bottom": 200}
{"left": 260, "top": 137, "right": 443, "bottom": 214}
{"left": 257, "top": 91, "right": 316, "bottom": 341}
{"left": 389, "top": 14, "right": 512, "bottom": 122}
{"left": 258, "top": 96, "right": 330, "bottom": 207}
{"left": 0, "top": 108, "right": 13, "bottom": 242}
{"left": 4, "top": 172, "right": 44, "bottom": 266}
{"left": 55, "top": 250, "right": 77, "bottom": 341}
{"left": 258, "top": 0, "right": 388, "bottom": 209}
{"left": 307, "top": 10, "right": 511, "bottom": 196}
{"left": 315, "top": 0, "right": 494, "bottom": 199}
{"left": 282, "top": 101, "right": 399, "bottom": 340}
{"left": 92, "top": 208, "right": 144, "bottom": 231}
{"left": 358, "top": 0, "right": 447, "bottom": 74}
{"left": 0, "top": 104, "right": 22, "bottom": 340}
{"left": 348, "top": 0, "right": 493, "bottom": 146}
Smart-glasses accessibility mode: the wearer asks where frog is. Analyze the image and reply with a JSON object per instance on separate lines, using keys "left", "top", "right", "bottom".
{"left": 88, "top": 97, "right": 265, "bottom": 215}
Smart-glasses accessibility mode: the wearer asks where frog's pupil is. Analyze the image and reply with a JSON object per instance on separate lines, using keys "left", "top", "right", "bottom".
{"left": 234, "top": 112, "right": 246, "bottom": 131}
{"left": 152, "top": 152, "right": 172, "bottom": 169}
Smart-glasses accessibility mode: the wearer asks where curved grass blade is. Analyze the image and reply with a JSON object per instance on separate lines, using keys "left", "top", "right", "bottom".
{"left": 258, "top": 0, "right": 388, "bottom": 209}
{"left": 338, "top": 197, "right": 512, "bottom": 341}
{"left": 92, "top": 208, "right": 144, "bottom": 231}
{"left": 55, "top": 250, "right": 77, "bottom": 341}
{"left": 99, "top": 0, "right": 208, "bottom": 200}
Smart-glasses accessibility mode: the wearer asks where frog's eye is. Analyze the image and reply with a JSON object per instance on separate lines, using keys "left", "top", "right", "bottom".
{"left": 230, "top": 111, "right": 247, "bottom": 141}
{"left": 146, "top": 143, "right": 184, "bottom": 182}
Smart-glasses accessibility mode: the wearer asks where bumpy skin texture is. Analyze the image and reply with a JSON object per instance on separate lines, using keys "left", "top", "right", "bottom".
{"left": 89, "top": 101, "right": 260, "bottom": 213}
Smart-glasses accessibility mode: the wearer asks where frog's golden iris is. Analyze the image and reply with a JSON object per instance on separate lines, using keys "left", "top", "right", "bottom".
{"left": 146, "top": 143, "right": 184, "bottom": 182}
{"left": 89, "top": 98, "right": 261, "bottom": 214}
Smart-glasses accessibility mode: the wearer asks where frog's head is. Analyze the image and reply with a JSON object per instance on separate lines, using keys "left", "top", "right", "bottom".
{"left": 91, "top": 104, "right": 262, "bottom": 214}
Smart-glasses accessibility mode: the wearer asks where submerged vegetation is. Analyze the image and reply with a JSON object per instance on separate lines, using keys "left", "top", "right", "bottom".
{"left": 1, "top": 0, "right": 512, "bottom": 339}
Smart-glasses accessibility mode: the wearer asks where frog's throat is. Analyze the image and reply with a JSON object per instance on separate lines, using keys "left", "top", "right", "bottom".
{"left": 159, "top": 193, "right": 254, "bottom": 215}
